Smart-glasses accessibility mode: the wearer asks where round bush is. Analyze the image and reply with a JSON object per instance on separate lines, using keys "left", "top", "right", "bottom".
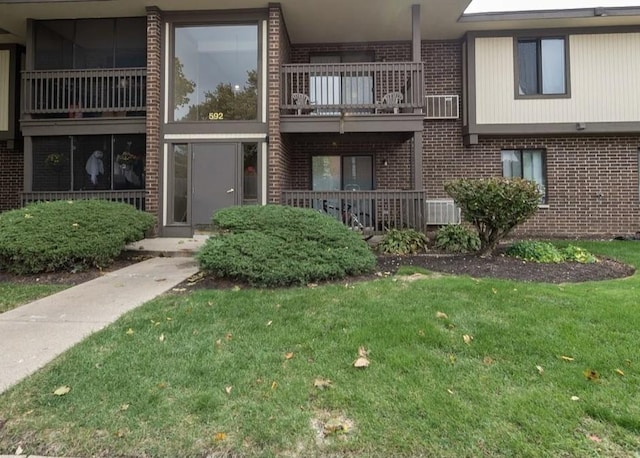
{"left": 196, "top": 205, "right": 376, "bottom": 287}
{"left": 434, "top": 224, "right": 480, "bottom": 253}
{"left": 0, "top": 200, "right": 155, "bottom": 274}
{"left": 377, "top": 228, "right": 428, "bottom": 255}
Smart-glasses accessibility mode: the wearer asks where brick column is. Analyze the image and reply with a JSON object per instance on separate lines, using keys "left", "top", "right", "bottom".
{"left": 145, "top": 7, "right": 162, "bottom": 234}
{"left": 0, "top": 141, "right": 23, "bottom": 210}
{"left": 267, "top": 4, "right": 284, "bottom": 204}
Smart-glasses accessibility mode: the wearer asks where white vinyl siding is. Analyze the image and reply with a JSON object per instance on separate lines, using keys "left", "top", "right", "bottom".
{"left": 0, "top": 50, "right": 9, "bottom": 132}
{"left": 475, "top": 33, "right": 640, "bottom": 124}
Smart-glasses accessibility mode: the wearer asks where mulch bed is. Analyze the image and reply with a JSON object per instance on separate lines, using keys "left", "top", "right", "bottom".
{"left": 0, "top": 249, "right": 634, "bottom": 289}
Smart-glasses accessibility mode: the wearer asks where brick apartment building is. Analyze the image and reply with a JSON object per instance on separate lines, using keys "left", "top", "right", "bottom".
{"left": 0, "top": 0, "right": 638, "bottom": 237}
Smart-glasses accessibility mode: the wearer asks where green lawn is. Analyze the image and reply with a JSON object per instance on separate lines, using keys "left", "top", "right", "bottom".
{"left": 1, "top": 242, "right": 639, "bottom": 457}
{"left": 0, "top": 283, "right": 66, "bottom": 314}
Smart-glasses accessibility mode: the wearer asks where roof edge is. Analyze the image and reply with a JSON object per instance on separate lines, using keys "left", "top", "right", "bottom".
{"left": 459, "top": 6, "right": 640, "bottom": 23}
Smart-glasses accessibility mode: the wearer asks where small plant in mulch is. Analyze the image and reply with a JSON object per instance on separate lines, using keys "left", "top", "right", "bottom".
{"left": 506, "top": 241, "right": 597, "bottom": 264}
{"left": 377, "top": 228, "right": 428, "bottom": 255}
{"left": 434, "top": 224, "right": 480, "bottom": 253}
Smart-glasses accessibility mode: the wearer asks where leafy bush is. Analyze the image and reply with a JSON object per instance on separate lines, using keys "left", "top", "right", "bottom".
{"left": 445, "top": 178, "right": 541, "bottom": 256}
{"left": 0, "top": 200, "right": 155, "bottom": 274}
{"left": 506, "top": 241, "right": 565, "bottom": 263}
{"left": 434, "top": 225, "right": 480, "bottom": 253}
{"left": 506, "top": 241, "right": 597, "bottom": 264}
{"left": 560, "top": 245, "right": 597, "bottom": 264}
{"left": 377, "top": 228, "right": 428, "bottom": 255}
{"left": 196, "top": 205, "right": 376, "bottom": 287}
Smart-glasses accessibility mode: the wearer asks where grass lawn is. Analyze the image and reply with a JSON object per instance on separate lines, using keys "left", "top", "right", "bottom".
{"left": 0, "top": 242, "right": 639, "bottom": 457}
{"left": 0, "top": 283, "right": 66, "bottom": 314}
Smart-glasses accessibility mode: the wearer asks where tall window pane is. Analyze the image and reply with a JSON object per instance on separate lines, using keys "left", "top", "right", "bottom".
{"left": 32, "top": 136, "right": 72, "bottom": 191}
{"left": 243, "top": 143, "right": 258, "bottom": 203}
{"left": 541, "top": 39, "right": 565, "bottom": 94}
{"left": 173, "top": 144, "right": 188, "bottom": 223}
{"left": 74, "top": 20, "right": 115, "bottom": 69}
{"left": 517, "top": 40, "right": 538, "bottom": 95}
{"left": 174, "top": 24, "right": 258, "bottom": 121}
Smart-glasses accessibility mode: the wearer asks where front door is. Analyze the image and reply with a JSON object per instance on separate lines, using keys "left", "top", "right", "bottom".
{"left": 192, "top": 143, "right": 238, "bottom": 227}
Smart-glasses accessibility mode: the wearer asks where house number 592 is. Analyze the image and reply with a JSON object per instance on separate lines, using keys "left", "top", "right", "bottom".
{"left": 208, "top": 112, "right": 224, "bottom": 120}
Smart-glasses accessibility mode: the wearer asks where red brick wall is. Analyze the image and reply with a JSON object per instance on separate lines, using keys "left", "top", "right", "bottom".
{"left": 291, "top": 41, "right": 411, "bottom": 63}
{"left": 145, "top": 7, "right": 162, "bottom": 234}
{"left": 267, "top": 4, "right": 291, "bottom": 203}
{"left": 0, "top": 141, "right": 23, "bottom": 211}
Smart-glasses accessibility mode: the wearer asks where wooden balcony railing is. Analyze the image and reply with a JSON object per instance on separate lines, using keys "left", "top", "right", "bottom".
{"left": 281, "top": 62, "right": 424, "bottom": 115}
{"left": 22, "top": 190, "right": 146, "bottom": 211}
{"left": 21, "top": 68, "right": 146, "bottom": 117}
{"left": 282, "top": 190, "right": 459, "bottom": 235}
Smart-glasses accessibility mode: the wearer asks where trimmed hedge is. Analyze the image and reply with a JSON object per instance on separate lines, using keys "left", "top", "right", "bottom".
{"left": 196, "top": 205, "right": 376, "bottom": 287}
{"left": 0, "top": 200, "right": 155, "bottom": 274}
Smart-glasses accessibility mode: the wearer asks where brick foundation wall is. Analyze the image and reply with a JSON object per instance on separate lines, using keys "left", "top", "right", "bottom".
{"left": 0, "top": 140, "right": 23, "bottom": 211}
{"left": 145, "top": 7, "right": 162, "bottom": 234}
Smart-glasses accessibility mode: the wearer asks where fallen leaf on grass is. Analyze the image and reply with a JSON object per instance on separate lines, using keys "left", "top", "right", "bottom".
{"left": 225, "top": 386, "right": 233, "bottom": 395}
{"left": 418, "top": 329, "right": 425, "bottom": 336}
{"left": 15, "top": 445, "right": 23, "bottom": 455}
{"left": 266, "top": 320, "right": 273, "bottom": 327}
{"left": 492, "top": 288, "right": 498, "bottom": 294}
{"left": 225, "top": 333, "right": 233, "bottom": 341}
{"left": 615, "top": 369, "right": 625, "bottom": 376}
{"left": 587, "top": 434, "right": 602, "bottom": 443}
{"left": 571, "top": 396, "right": 580, "bottom": 401}
{"left": 313, "top": 378, "right": 332, "bottom": 390}
{"left": 271, "top": 381, "right": 278, "bottom": 390}
{"left": 536, "top": 365, "right": 545, "bottom": 375}
{"left": 171, "top": 288, "right": 186, "bottom": 292}
{"left": 232, "top": 285, "right": 241, "bottom": 291}
{"left": 483, "top": 356, "right": 494, "bottom": 365}
{"left": 125, "top": 328, "right": 134, "bottom": 335}
{"left": 53, "top": 385, "right": 71, "bottom": 396}
{"left": 159, "top": 334, "right": 165, "bottom": 342}
{"left": 561, "top": 355, "right": 575, "bottom": 362}
{"left": 323, "top": 418, "right": 350, "bottom": 436}
{"left": 353, "top": 347, "right": 370, "bottom": 368}
{"left": 436, "top": 311, "right": 448, "bottom": 319}
{"left": 214, "top": 432, "right": 227, "bottom": 442}
{"left": 120, "top": 403, "right": 130, "bottom": 411}
{"left": 583, "top": 369, "right": 600, "bottom": 381}
{"left": 463, "top": 334, "right": 473, "bottom": 345}
{"left": 285, "top": 352, "right": 295, "bottom": 360}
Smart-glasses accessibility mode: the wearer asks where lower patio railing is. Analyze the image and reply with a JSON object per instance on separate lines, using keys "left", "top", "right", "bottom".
{"left": 282, "top": 190, "right": 460, "bottom": 236}
{"left": 21, "top": 190, "right": 146, "bottom": 211}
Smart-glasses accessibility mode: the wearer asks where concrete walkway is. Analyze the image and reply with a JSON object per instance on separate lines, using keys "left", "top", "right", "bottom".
{"left": 0, "top": 256, "right": 199, "bottom": 393}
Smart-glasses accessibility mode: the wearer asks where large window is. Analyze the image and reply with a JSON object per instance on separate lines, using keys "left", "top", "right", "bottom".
{"left": 34, "top": 18, "right": 146, "bottom": 70}
{"left": 502, "top": 149, "right": 547, "bottom": 203}
{"left": 173, "top": 24, "right": 258, "bottom": 122}
{"left": 517, "top": 37, "right": 566, "bottom": 96}
{"left": 32, "top": 134, "right": 145, "bottom": 191}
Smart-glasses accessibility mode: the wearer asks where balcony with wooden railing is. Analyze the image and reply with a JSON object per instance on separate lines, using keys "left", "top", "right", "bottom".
{"left": 280, "top": 62, "right": 425, "bottom": 132}
{"left": 21, "top": 68, "right": 147, "bottom": 118}
{"left": 281, "top": 190, "right": 460, "bottom": 236}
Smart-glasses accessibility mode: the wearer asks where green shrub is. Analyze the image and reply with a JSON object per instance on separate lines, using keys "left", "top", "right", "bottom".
{"left": 506, "top": 241, "right": 597, "bottom": 264}
{"left": 506, "top": 241, "right": 565, "bottom": 263}
{"left": 561, "top": 245, "right": 597, "bottom": 264}
{"left": 196, "top": 205, "right": 376, "bottom": 287}
{"left": 445, "top": 178, "right": 541, "bottom": 256}
{"left": 0, "top": 200, "right": 155, "bottom": 274}
{"left": 434, "top": 224, "right": 480, "bottom": 253}
{"left": 377, "top": 228, "right": 428, "bottom": 255}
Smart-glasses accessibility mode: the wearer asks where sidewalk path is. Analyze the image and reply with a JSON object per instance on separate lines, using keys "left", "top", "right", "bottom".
{"left": 0, "top": 257, "right": 199, "bottom": 393}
